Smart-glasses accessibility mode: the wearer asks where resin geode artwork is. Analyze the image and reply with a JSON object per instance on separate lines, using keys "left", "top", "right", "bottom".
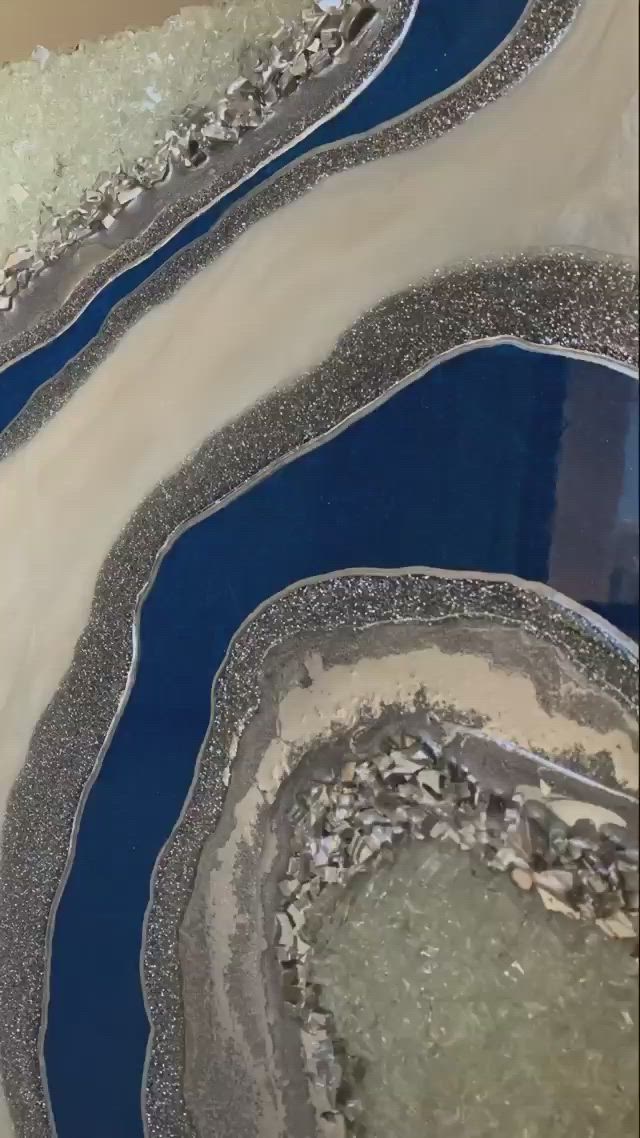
{"left": 0, "top": 3, "right": 637, "bottom": 1138}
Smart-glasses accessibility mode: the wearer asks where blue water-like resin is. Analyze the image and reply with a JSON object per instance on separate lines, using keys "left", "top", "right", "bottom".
{"left": 0, "top": 0, "right": 527, "bottom": 435}
{"left": 45, "top": 345, "right": 638, "bottom": 1138}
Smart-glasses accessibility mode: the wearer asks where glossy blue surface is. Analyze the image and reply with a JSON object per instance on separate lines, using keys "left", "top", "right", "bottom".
{"left": 45, "top": 345, "right": 638, "bottom": 1138}
{"left": 0, "top": 0, "right": 527, "bottom": 435}
{"left": 3, "top": 2, "right": 632, "bottom": 1135}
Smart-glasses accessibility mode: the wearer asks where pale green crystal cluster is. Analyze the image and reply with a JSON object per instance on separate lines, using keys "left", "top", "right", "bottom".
{"left": 0, "top": 1, "right": 302, "bottom": 263}
{"left": 312, "top": 843, "right": 638, "bottom": 1138}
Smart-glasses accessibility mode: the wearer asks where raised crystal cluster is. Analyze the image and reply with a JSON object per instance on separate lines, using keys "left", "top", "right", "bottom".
{"left": 276, "top": 719, "right": 639, "bottom": 1136}
{"left": 0, "top": 0, "right": 381, "bottom": 311}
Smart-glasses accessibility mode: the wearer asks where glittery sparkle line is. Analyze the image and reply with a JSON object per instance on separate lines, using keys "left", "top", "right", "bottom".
{"left": 0, "top": 249, "right": 636, "bottom": 1138}
{"left": 0, "top": 0, "right": 635, "bottom": 1133}
{"left": 0, "top": 0, "right": 578, "bottom": 368}
{"left": 0, "top": 0, "right": 415, "bottom": 348}
{"left": 143, "top": 570, "right": 637, "bottom": 1138}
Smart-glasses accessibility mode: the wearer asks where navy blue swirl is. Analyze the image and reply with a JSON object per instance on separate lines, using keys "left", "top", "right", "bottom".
{"left": 0, "top": 0, "right": 527, "bottom": 435}
{"left": 45, "top": 345, "right": 638, "bottom": 1137}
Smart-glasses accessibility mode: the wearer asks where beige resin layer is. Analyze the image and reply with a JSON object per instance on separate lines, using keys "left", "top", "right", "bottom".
{"left": 197, "top": 629, "right": 637, "bottom": 1138}
{"left": 0, "top": 0, "right": 637, "bottom": 851}
{"left": 273, "top": 648, "right": 638, "bottom": 788}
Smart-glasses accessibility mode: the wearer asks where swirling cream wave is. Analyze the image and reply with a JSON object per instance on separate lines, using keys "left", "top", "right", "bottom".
{"left": 0, "top": 2, "right": 637, "bottom": 1131}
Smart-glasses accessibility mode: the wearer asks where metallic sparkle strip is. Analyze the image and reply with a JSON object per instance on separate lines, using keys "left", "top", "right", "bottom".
{"left": 0, "top": 3, "right": 636, "bottom": 1135}
{"left": 0, "top": 250, "right": 637, "bottom": 1138}
{"left": 0, "top": 0, "right": 579, "bottom": 368}
{"left": 142, "top": 570, "right": 638, "bottom": 1138}
{"left": 0, "top": 0, "right": 414, "bottom": 349}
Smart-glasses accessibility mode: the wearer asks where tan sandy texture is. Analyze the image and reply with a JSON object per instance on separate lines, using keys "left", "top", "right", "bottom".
{"left": 0, "top": 0, "right": 637, "bottom": 857}
{"left": 0, "top": 0, "right": 201, "bottom": 63}
{"left": 272, "top": 647, "right": 639, "bottom": 790}
{"left": 202, "top": 632, "right": 638, "bottom": 1138}
{"left": 1, "top": 2, "right": 634, "bottom": 1131}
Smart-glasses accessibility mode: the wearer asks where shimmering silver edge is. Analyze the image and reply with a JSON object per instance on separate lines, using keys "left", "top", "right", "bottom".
{"left": 0, "top": 0, "right": 580, "bottom": 370}
{"left": 0, "top": 0, "right": 415, "bottom": 357}
{"left": 0, "top": 2, "right": 637, "bottom": 1134}
{"left": 0, "top": 250, "right": 637, "bottom": 1138}
{"left": 0, "top": 0, "right": 403, "bottom": 316}
{"left": 141, "top": 568, "right": 639, "bottom": 1138}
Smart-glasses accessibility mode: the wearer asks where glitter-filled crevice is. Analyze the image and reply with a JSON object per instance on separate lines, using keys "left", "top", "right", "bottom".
{"left": 0, "top": 0, "right": 637, "bottom": 1133}
{"left": 142, "top": 569, "right": 638, "bottom": 1138}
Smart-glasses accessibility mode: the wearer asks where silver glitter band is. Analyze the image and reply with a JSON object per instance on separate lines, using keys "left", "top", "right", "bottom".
{"left": 0, "top": 249, "right": 637, "bottom": 1138}
{"left": 0, "top": 0, "right": 636, "bottom": 1131}
{"left": 0, "top": 0, "right": 414, "bottom": 343}
{"left": 142, "top": 569, "right": 638, "bottom": 1138}
{"left": 0, "top": 0, "right": 580, "bottom": 369}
